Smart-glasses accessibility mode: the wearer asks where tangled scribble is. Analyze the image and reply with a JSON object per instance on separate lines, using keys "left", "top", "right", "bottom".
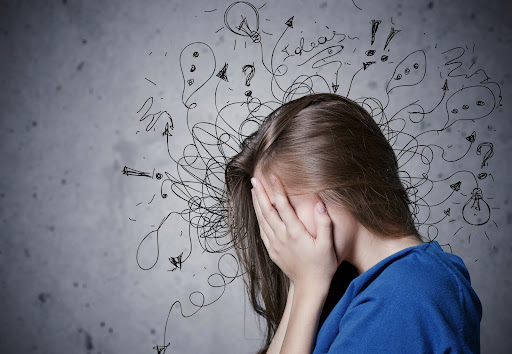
{"left": 121, "top": 1, "right": 502, "bottom": 351}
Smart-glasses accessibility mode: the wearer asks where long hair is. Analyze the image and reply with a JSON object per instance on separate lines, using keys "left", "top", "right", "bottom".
{"left": 224, "top": 93, "right": 421, "bottom": 353}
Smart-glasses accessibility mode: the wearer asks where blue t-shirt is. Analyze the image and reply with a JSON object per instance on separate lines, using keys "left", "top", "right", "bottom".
{"left": 313, "top": 241, "right": 482, "bottom": 353}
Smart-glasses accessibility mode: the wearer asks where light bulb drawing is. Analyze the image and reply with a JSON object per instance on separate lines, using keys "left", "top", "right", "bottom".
{"left": 224, "top": 1, "right": 261, "bottom": 43}
{"left": 462, "top": 188, "right": 491, "bottom": 226}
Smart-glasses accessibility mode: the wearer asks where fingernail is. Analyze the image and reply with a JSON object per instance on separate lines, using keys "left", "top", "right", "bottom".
{"left": 250, "top": 178, "right": 257, "bottom": 188}
{"left": 316, "top": 201, "right": 326, "bottom": 213}
{"left": 270, "top": 174, "right": 277, "bottom": 185}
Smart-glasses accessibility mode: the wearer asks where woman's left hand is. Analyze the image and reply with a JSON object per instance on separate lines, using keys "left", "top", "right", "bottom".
{"left": 251, "top": 175, "right": 338, "bottom": 292}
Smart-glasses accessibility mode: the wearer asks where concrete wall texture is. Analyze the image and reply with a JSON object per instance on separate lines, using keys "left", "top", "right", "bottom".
{"left": 0, "top": 0, "right": 511, "bottom": 353}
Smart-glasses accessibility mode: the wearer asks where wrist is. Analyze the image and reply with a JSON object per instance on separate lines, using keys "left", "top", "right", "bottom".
{"left": 293, "top": 282, "right": 330, "bottom": 304}
{"left": 280, "top": 283, "right": 328, "bottom": 353}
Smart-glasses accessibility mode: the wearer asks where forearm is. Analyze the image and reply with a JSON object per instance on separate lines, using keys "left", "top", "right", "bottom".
{"left": 267, "top": 282, "right": 295, "bottom": 354}
{"left": 280, "top": 284, "right": 329, "bottom": 354}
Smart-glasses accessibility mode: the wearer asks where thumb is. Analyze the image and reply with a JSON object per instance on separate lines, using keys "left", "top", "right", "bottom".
{"left": 314, "top": 201, "right": 333, "bottom": 246}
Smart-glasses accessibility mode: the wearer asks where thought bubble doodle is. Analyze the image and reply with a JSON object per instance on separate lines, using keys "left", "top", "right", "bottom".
{"left": 386, "top": 50, "right": 427, "bottom": 93}
{"left": 444, "top": 85, "right": 495, "bottom": 129}
{"left": 180, "top": 42, "right": 216, "bottom": 109}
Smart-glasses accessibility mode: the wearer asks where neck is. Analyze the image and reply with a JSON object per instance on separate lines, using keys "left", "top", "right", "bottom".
{"left": 347, "top": 226, "right": 422, "bottom": 274}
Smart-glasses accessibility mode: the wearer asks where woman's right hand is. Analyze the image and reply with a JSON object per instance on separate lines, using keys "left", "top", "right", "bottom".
{"left": 251, "top": 175, "right": 337, "bottom": 292}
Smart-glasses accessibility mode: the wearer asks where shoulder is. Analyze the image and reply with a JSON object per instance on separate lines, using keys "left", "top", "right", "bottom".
{"left": 366, "top": 242, "right": 469, "bottom": 299}
{"left": 357, "top": 242, "right": 481, "bottom": 322}
{"left": 339, "top": 242, "right": 482, "bottom": 352}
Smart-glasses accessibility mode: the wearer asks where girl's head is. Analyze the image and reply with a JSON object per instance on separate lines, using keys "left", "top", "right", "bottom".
{"left": 224, "top": 93, "right": 420, "bottom": 351}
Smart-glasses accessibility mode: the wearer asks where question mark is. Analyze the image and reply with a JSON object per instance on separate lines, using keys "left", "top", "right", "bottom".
{"left": 242, "top": 64, "right": 255, "bottom": 86}
{"left": 476, "top": 142, "right": 493, "bottom": 169}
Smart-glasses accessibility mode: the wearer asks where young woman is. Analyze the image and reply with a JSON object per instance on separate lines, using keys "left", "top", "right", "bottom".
{"left": 224, "top": 93, "right": 482, "bottom": 353}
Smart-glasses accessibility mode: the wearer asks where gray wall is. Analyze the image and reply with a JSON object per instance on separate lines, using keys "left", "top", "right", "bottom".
{"left": 1, "top": 0, "right": 511, "bottom": 353}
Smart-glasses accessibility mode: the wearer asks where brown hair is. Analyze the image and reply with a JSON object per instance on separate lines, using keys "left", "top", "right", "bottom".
{"left": 224, "top": 93, "right": 421, "bottom": 353}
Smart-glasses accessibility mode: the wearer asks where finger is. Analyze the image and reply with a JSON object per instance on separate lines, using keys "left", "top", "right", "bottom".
{"left": 314, "top": 201, "right": 334, "bottom": 247}
{"left": 252, "top": 188, "right": 271, "bottom": 248}
{"left": 269, "top": 174, "right": 307, "bottom": 237}
{"left": 252, "top": 188, "right": 274, "bottom": 243}
{"left": 258, "top": 225, "right": 270, "bottom": 250}
{"left": 251, "top": 177, "right": 283, "bottom": 234}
